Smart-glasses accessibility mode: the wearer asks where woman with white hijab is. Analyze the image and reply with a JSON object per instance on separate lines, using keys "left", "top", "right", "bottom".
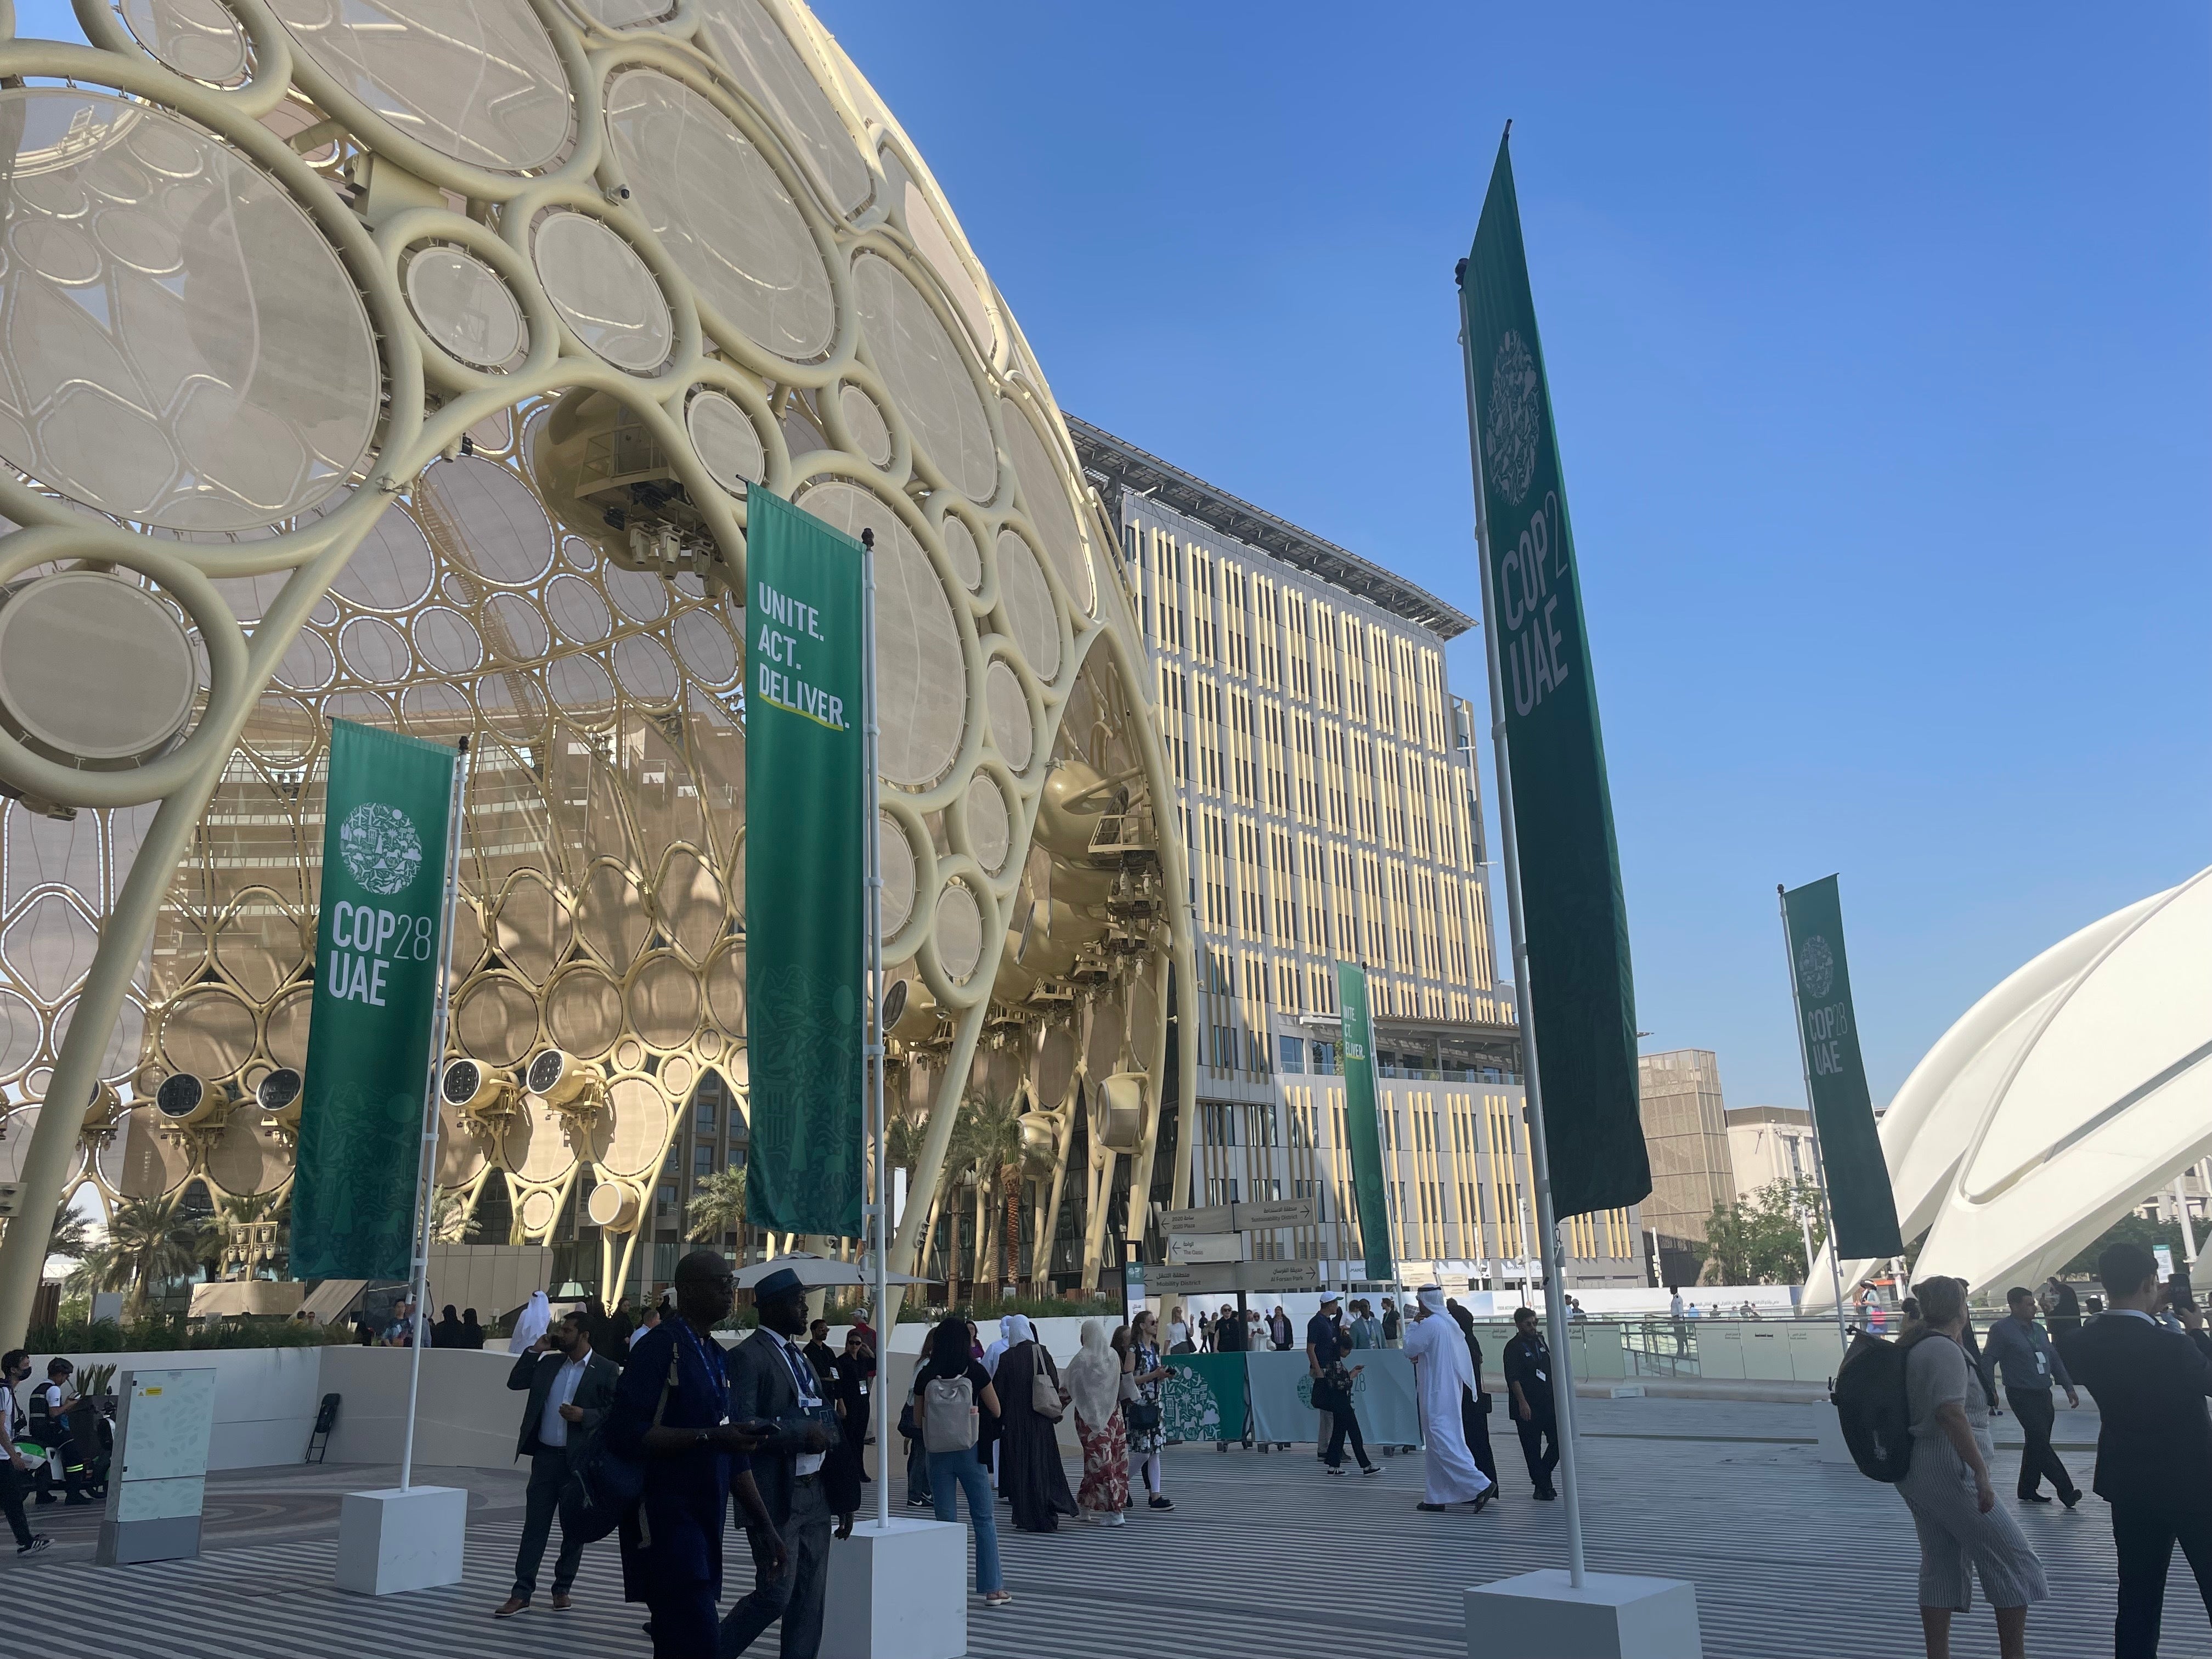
{"left": 505, "top": 1290, "right": 551, "bottom": 1355}
{"left": 1404, "top": 1287, "right": 1495, "bottom": 1513}
{"left": 1065, "top": 1319, "right": 1127, "bottom": 1525}
{"left": 981, "top": 1314, "right": 1014, "bottom": 1485}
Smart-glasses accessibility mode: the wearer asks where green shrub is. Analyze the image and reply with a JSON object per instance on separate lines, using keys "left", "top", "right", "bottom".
{"left": 26, "top": 1314, "right": 357, "bottom": 1353}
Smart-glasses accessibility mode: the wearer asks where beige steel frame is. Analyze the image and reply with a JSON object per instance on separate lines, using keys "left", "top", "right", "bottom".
{"left": 0, "top": 0, "right": 1195, "bottom": 1348}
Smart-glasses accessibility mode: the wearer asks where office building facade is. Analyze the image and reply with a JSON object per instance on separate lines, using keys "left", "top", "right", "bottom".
{"left": 1639, "top": 1048, "right": 1739, "bottom": 1285}
{"left": 1071, "top": 420, "right": 1645, "bottom": 1292}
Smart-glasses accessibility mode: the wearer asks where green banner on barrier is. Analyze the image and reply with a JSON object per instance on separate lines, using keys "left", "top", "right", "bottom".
{"left": 1335, "top": 962, "right": 1395, "bottom": 1281}
{"left": 744, "top": 489, "right": 866, "bottom": 1239}
{"left": 1155, "top": 1352, "right": 1249, "bottom": 1443}
{"left": 291, "top": 719, "right": 456, "bottom": 1281}
{"left": 1246, "top": 1350, "right": 1424, "bottom": 1448}
{"left": 1782, "top": 875, "right": 1903, "bottom": 1259}
{"left": 1459, "top": 132, "right": 1650, "bottom": 1219}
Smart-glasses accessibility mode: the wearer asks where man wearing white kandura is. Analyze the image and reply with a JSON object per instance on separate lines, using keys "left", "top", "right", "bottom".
{"left": 1404, "top": 1287, "right": 1495, "bottom": 1514}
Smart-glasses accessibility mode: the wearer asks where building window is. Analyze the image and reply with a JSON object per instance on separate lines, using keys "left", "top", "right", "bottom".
{"left": 1201, "top": 1102, "right": 1239, "bottom": 1147}
{"left": 1246, "top": 1103, "right": 1278, "bottom": 1147}
{"left": 693, "top": 1142, "right": 715, "bottom": 1177}
{"left": 1278, "top": 1035, "right": 1305, "bottom": 1073}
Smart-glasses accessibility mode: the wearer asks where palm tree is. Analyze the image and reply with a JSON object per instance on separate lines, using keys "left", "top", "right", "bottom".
{"left": 428, "top": 1189, "right": 481, "bottom": 1245}
{"left": 952, "top": 1092, "right": 1026, "bottom": 1297}
{"left": 62, "top": 1243, "right": 122, "bottom": 1302}
{"left": 105, "top": 1198, "right": 200, "bottom": 1318}
{"left": 687, "top": 1164, "right": 748, "bottom": 1254}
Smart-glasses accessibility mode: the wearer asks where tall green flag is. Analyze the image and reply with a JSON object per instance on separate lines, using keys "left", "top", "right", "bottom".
{"left": 1781, "top": 876, "right": 1902, "bottom": 1258}
{"left": 745, "top": 489, "right": 866, "bottom": 1238}
{"left": 1335, "top": 962, "right": 1395, "bottom": 1282}
{"left": 1459, "top": 132, "right": 1650, "bottom": 1218}
{"left": 292, "top": 720, "right": 457, "bottom": 1280}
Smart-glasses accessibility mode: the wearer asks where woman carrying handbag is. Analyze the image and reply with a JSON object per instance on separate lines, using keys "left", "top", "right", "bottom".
{"left": 997, "top": 1315, "right": 1077, "bottom": 1532}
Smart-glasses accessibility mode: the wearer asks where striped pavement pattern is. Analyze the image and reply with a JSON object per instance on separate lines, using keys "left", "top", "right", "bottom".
{"left": 9, "top": 1426, "right": 2209, "bottom": 1657}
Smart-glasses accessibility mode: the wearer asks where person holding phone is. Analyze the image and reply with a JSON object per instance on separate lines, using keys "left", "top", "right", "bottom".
{"left": 1126, "top": 1308, "right": 1177, "bottom": 1510}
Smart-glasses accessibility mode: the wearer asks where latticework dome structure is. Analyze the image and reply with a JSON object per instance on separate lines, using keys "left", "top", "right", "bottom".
{"left": 0, "top": 0, "right": 1192, "bottom": 1329}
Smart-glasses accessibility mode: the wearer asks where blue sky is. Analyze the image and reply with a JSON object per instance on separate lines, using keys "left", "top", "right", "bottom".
{"left": 802, "top": 2, "right": 2210, "bottom": 1107}
{"left": 20, "top": 4, "right": 2207, "bottom": 1111}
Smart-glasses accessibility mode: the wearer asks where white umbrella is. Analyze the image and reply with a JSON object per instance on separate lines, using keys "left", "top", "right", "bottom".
{"left": 734, "top": 1251, "right": 933, "bottom": 1289}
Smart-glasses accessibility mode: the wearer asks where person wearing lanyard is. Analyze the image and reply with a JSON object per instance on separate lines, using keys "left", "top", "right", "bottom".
{"left": 607, "top": 1250, "right": 781, "bottom": 1659}
{"left": 721, "top": 1266, "right": 837, "bottom": 1659}
{"left": 1503, "top": 1306, "right": 1560, "bottom": 1502}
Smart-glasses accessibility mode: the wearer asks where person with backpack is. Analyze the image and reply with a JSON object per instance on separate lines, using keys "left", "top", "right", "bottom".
{"left": 1893, "top": 1275, "right": 2046, "bottom": 1659}
{"left": 912, "top": 1314, "right": 1011, "bottom": 1609}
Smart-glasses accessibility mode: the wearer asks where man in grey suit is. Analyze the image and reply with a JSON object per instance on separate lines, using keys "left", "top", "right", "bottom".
{"left": 495, "top": 1309, "right": 618, "bottom": 1618}
{"left": 718, "top": 1266, "right": 836, "bottom": 1659}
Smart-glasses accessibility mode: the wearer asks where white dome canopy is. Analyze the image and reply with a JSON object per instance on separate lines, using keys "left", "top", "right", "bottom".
{"left": 1808, "top": 866, "right": 2212, "bottom": 1305}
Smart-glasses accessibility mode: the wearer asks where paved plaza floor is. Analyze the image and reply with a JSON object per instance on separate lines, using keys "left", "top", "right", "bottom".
{"left": 4, "top": 1396, "right": 2199, "bottom": 1658}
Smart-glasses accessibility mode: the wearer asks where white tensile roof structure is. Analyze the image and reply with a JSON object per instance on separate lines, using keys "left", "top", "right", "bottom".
{"left": 1807, "top": 865, "right": 2212, "bottom": 1306}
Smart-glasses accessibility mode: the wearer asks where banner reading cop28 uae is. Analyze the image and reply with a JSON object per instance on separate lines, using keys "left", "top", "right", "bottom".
{"left": 1781, "top": 876, "right": 1902, "bottom": 1259}
{"left": 1335, "top": 962, "right": 1396, "bottom": 1282}
{"left": 745, "top": 489, "right": 866, "bottom": 1238}
{"left": 1459, "top": 131, "right": 1650, "bottom": 1220}
{"left": 291, "top": 720, "right": 456, "bottom": 1280}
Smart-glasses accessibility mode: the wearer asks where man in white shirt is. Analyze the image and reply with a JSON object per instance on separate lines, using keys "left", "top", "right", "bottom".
{"left": 0, "top": 1350, "right": 50, "bottom": 1555}
{"left": 495, "top": 1311, "right": 617, "bottom": 1618}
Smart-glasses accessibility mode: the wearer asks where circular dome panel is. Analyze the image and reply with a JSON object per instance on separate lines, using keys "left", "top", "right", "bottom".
{"left": 1004, "top": 401, "right": 1095, "bottom": 614}
{"left": 685, "top": 391, "right": 764, "bottom": 495}
{"left": 532, "top": 211, "right": 674, "bottom": 374}
{"left": 0, "top": 573, "right": 195, "bottom": 765}
{"left": 0, "top": 89, "right": 381, "bottom": 532}
{"left": 794, "top": 481, "right": 963, "bottom": 788}
{"left": 986, "top": 662, "right": 1031, "bottom": 769}
{"left": 403, "top": 245, "right": 526, "bottom": 371}
{"left": 851, "top": 254, "right": 995, "bottom": 503}
{"left": 699, "top": 0, "right": 873, "bottom": 218}
{"left": 270, "top": 0, "right": 575, "bottom": 174}
{"left": 121, "top": 0, "right": 253, "bottom": 86}
{"left": 995, "top": 530, "right": 1059, "bottom": 680}
{"left": 878, "top": 812, "right": 915, "bottom": 934}
{"left": 603, "top": 68, "right": 833, "bottom": 362}
{"left": 838, "top": 386, "right": 891, "bottom": 467}
{"left": 935, "top": 881, "right": 983, "bottom": 982}
{"left": 964, "top": 774, "right": 1010, "bottom": 874}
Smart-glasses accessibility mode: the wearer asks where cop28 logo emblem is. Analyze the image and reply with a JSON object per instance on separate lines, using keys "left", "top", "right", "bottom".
{"left": 338, "top": 802, "right": 424, "bottom": 896}
{"left": 1485, "top": 330, "right": 1543, "bottom": 506}
{"left": 1797, "top": 935, "right": 1836, "bottom": 1001}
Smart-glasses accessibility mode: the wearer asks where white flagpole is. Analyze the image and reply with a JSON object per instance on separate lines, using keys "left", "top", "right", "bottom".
{"left": 860, "top": 529, "right": 889, "bottom": 1530}
{"left": 1780, "top": 885, "right": 1851, "bottom": 1352}
{"left": 1458, "top": 281, "right": 1588, "bottom": 1587}
{"left": 400, "top": 737, "right": 471, "bottom": 1493}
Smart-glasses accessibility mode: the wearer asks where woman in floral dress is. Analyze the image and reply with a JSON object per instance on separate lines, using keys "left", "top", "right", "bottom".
{"left": 1066, "top": 1318, "right": 1128, "bottom": 1523}
{"left": 1126, "top": 1309, "right": 1176, "bottom": 1511}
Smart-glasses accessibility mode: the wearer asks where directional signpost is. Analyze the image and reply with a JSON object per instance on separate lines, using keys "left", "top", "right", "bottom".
{"left": 1154, "top": 1198, "right": 1321, "bottom": 1297}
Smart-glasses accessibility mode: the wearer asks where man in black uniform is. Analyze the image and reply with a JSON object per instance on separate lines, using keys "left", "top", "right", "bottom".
{"left": 0, "top": 1350, "right": 50, "bottom": 1555}
{"left": 1501, "top": 1306, "right": 1559, "bottom": 1501}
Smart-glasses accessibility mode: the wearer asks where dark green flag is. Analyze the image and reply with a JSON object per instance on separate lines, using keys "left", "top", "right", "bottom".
{"left": 292, "top": 719, "right": 457, "bottom": 1280}
{"left": 1335, "top": 962, "right": 1395, "bottom": 1282}
{"left": 745, "top": 489, "right": 866, "bottom": 1238}
{"left": 1781, "top": 876, "right": 1902, "bottom": 1258}
{"left": 1458, "top": 132, "right": 1649, "bottom": 1218}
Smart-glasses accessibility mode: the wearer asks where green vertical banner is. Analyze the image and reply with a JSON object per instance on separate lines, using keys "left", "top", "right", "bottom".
{"left": 1781, "top": 876, "right": 1902, "bottom": 1258}
{"left": 1335, "top": 961, "right": 1395, "bottom": 1282}
{"left": 291, "top": 720, "right": 456, "bottom": 1280}
{"left": 1459, "top": 133, "right": 1650, "bottom": 1218}
{"left": 745, "top": 489, "right": 866, "bottom": 1238}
